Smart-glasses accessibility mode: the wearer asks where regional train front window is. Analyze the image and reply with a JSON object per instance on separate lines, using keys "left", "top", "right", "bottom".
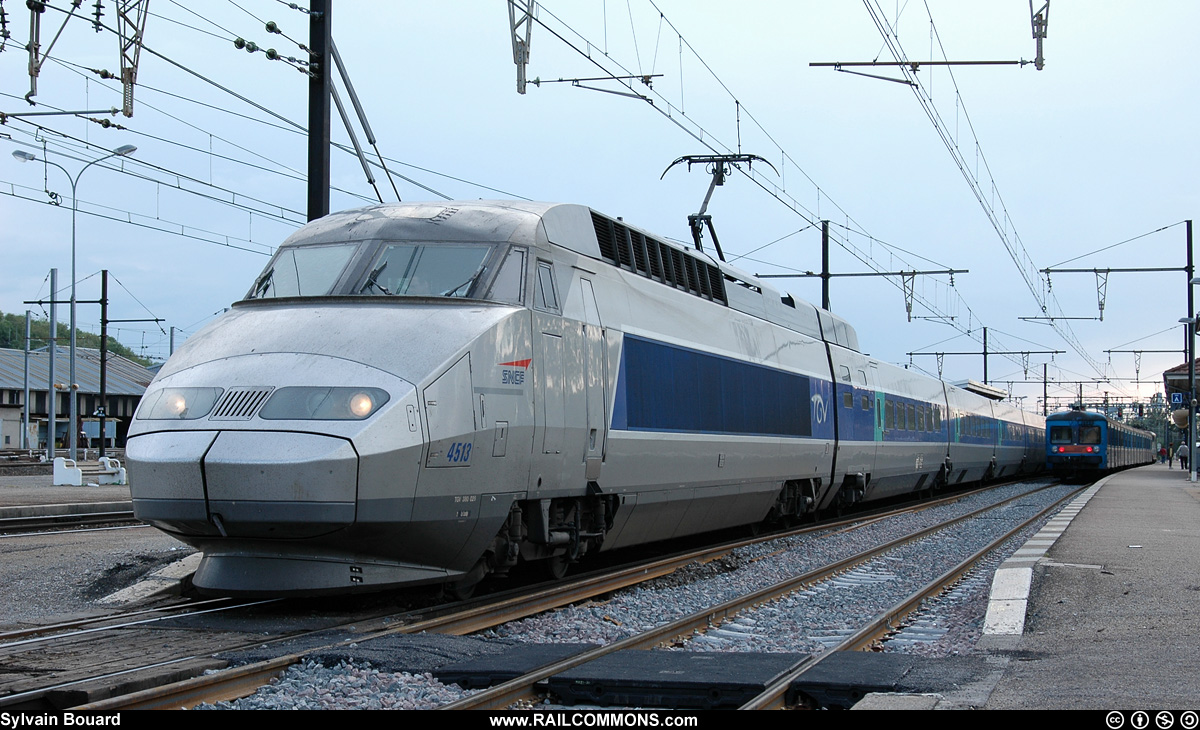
{"left": 249, "top": 243, "right": 358, "bottom": 299}
{"left": 1080, "top": 425, "right": 1102, "bottom": 444}
{"left": 359, "top": 243, "right": 494, "bottom": 299}
{"left": 1050, "top": 426, "right": 1073, "bottom": 444}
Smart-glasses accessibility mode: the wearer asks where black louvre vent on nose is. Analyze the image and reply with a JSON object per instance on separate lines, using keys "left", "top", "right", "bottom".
{"left": 210, "top": 386, "right": 275, "bottom": 420}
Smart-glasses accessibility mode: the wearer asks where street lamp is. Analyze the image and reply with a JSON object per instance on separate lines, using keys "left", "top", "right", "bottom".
{"left": 12, "top": 144, "right": 136, "bottom": 461}
{"left": 1179, "top": 316, "right": 1196, "bottom": 483}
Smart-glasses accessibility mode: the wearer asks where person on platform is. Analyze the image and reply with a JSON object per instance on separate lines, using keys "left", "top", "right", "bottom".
{"left": 1160, "top": 446, "right": 1168, "bottom": 464}
{"left": 1177, "top": 442, "right": 1190, "bottom": 472}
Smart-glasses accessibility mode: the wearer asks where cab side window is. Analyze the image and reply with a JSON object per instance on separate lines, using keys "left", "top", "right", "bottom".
{"left": 534, "top": 260, "right": 560, "bottom": 312}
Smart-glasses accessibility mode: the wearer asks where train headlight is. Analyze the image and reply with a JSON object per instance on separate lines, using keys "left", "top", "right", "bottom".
{"left": 137, "top": 387, "right": 224, "bottom": 420}
{"left": 349, "top": 391, "right": 375, "bottom": 418}
{"left": 259, "top": 387, "right": 390, "bottom": 420}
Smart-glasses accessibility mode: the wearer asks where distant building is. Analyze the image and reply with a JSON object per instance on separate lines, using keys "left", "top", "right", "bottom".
{"left": 0, "top": 347, "right": 155, "bottom": 450}
{"left": 1163, "top": 358, "right": 1200, "bottom": 408}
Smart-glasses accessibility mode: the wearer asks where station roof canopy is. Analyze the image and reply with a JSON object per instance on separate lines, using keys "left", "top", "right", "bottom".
{"left": 0, "top": 347, "right": 154, "bottom": 397}
{"left": 1162, "top": 358, "right": 1200, "bottom": 397}
{"left": 954, "top": 379, "right": 1008, "bottom": 401}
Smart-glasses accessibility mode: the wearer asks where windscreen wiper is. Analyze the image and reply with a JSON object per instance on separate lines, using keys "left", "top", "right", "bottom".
{"left": 441, "top": 263, "right": 487, "bottom": 297}
{"left": 360, "top": 261, "right": 392, "bottom": 295}
{"left": 252, "top": 268, "right": 274, "bottom": 298}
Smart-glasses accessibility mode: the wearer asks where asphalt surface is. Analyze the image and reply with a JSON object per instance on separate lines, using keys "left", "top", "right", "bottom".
{"left": 981, "top": 464, "right": 1200, "bottom": 709}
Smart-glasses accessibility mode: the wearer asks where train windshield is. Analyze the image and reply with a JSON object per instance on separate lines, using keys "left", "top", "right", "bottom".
{"left": 1079, "top": 425, "right": 1102, "bottom": 444}
{"left": 357, "top": 243, "right": 497, "bottom": 299}
{"left": 1049, "top": 426, "right": 1073, "bottom": 444}
{"left": 248, "top": 243, "right": 359, "bottom": 299}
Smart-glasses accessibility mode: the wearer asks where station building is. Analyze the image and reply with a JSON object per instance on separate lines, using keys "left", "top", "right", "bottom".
{"left": 0, "top": 346, "right": 155, "bottom": 450}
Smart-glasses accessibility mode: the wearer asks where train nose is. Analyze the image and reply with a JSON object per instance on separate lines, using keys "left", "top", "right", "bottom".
{"left": 129, "top": 430, "right": 359, "bottom": 538}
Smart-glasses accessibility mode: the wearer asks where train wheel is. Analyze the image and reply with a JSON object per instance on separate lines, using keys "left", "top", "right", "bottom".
{"left": 446, "top": 557, "right": 489, "bottom": 601}
{"left": 545, "top": 552, "right": 571, "bottom": 581}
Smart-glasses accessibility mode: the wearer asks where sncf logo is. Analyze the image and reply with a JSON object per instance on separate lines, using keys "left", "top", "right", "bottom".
{"left": 499, "top": 359, "right": 531, "bottom": 386}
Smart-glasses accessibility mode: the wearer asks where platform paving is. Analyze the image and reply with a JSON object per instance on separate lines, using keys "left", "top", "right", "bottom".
{"left": 977, "top": 464, "right": 1200, "bottom": 709}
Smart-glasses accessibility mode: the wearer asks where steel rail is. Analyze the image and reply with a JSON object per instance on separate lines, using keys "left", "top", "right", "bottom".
{"left": 0, "top": 510, "right": 138, "bottom": 533}
{"left": 0, "top": 597, "right": 232, "bottom": 643}
{"left": 739, "top": 484, "right": 1086, "bottom": 709}
{"left": 440, "top": 481, "right": 1064, "bottom": 710}
{"left": 71, "top": 480, "right": 1035, "bottom": 711}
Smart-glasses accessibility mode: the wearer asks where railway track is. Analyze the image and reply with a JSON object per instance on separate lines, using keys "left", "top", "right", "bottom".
{"left": 49, "top": 478, "right": 1069, "bottom": 711}
{"left": 0, "top": 510, "right": 139, "bottom": 534}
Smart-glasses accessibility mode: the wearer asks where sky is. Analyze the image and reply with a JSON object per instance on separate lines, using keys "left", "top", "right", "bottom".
{"left": 1, "top": 1, "right": 1197, "bottom": 414}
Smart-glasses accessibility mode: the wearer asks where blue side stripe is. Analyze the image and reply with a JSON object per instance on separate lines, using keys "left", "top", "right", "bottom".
{"left": 613, "top": 335, "right": 825, "bottom": 438}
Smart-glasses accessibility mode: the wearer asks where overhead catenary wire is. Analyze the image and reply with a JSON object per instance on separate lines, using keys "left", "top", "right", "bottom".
{"left": 861, "top": 0, "right": 1118, "bottom": 392}
{"left": 526, "top": 1, "right": 1021, "bottom": 374}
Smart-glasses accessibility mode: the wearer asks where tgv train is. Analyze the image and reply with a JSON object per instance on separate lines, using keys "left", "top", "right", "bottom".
{"left": 127, "top": 201, "right": 1046, "bottom": 596}
{"left": 1045, "top": 408, "right": 1155, "bottom": 475}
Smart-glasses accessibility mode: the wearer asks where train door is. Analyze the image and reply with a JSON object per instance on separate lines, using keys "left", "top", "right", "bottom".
{"left": 532, "top": 258, "right": 584, "bottom": 497}
{"left": 857, "top": 365, "right": 879, "bottom": 487}
{"left": 538, "top": 331, "right": 565, "bottom": 457}
{"left": 578, "top": 278, "right": 607, "bottom": 481}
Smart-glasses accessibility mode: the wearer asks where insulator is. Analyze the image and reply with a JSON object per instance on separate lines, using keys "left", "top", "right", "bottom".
{"left": 266, "top": 20, "right": 279, "bottom": 34}
{"left": 266, "top": 48, "right": 278, "bottom": 60}
{"left": 233, "top": 37, "right": 246, "bottom": 49}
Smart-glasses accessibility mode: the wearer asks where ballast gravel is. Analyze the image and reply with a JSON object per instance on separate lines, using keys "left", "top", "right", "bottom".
{"left": 200, "top": 479, "right": 1070, "bottom": 710}
{"left": 196, "top": 661, "right": 477, "bottom": 710}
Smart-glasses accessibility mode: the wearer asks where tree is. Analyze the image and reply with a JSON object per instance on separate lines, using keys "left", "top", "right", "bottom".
{"left": 0, "top": 311, "right": 153, "bottom": 366}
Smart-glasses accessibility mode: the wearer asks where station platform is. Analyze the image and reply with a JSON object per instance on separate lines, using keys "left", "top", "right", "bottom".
{"left": 974, "top": 464, "right": 1200, "bottom": 710}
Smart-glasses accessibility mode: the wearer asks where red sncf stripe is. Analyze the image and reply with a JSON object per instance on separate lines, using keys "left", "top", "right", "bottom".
{"left": 500, "top": 359, "right": 532, "bottom": 369}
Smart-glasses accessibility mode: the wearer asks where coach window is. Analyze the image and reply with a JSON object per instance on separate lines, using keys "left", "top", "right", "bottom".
{"left": 534, "top": 260, "right": 560, "bottom": 312}
{"left": 885, "top": 400, "right": 895, "bottom": 429}
{"left": 906, "top": 404, "right": 916, "bottom": 431}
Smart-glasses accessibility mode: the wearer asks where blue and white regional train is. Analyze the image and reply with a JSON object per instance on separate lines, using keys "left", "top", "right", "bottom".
{"left": 1045, "top": 408, "right": 1155, "bottom": 476}
{"left": 127, "top": 202, "right": 1046, "bottom": 596}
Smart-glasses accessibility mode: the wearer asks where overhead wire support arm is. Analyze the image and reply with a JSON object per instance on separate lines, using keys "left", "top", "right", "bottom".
{"left": 330, "top": 39, "right": 401, "bottom": 202}
{"left": 328, "top": 83, "right": 381, "bottom": 203}
{"left": 756, "top": 269, "right": 967, "bottom": 279}
{"left": 531, "top": 74, "right": 663, "bottom": 87}
{"left": 809, "top": 60, "right": 1028, "bottom": 85}
{"left": 811, "top": 60, "right": 1028, "bottom": 69}
{"left": 1040, "top": 265, "right": 1186, "bottom": 320}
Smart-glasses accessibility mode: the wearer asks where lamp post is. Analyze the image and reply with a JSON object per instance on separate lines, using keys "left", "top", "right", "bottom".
{"left": 12, "top": 145, "right": 136, "bottom": 461}
{"left": 1180, "top": 316, "right": 1197, "bottom": 483}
